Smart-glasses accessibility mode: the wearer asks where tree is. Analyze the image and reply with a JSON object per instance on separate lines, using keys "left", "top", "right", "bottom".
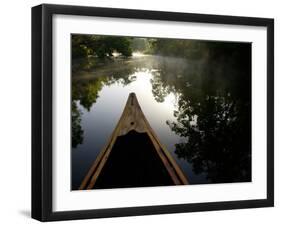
{"left": 72, "top": 35, "right": 133, "bottom": 59}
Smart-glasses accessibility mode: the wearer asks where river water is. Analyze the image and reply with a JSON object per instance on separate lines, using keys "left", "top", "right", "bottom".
{"left": 71, "top": 53, "right": 251, "bottom": 190}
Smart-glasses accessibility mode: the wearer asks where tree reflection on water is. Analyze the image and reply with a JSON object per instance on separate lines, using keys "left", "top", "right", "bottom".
{"left": 72, "top": 101, "right": 83, "bottom": 148}
{"left": 151, "top": 44, "right": 252, "bottom": 183}
{"left": 168, "top": 94, "right": 251, "bottom": 183}
{"left": 71, "top": 58, "right": 139, "bottom": 148}
{"left": 72, "top": 42, "right": 251, "bottom": 184}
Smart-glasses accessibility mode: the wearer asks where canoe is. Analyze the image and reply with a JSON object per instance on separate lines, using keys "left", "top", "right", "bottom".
{"left": 79, "top": 92, "right": 188, "bottom": 190}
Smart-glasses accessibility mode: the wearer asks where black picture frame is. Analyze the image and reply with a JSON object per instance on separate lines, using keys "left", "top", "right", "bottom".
{"left": 32, "top": 4, "right": 274, "bottom": 222}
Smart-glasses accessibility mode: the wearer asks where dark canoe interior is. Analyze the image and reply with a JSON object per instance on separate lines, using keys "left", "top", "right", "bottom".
{"left": 93, "top": 130, "right": 174, "bottom": 189}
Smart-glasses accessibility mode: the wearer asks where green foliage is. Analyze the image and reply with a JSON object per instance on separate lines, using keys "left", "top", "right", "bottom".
{"left": 72, "top": 102, "right": 83, "bottom": 148}
{"left": 148, "top": 38, "right": 251, "bottom": 61}
{"left": 71, "top": 57, "right": 139, "bottom": 148}
{"left": 75, "top": 78, "right": 104, "bottom": 111}
{"left": 148, "top": 38, "right": 205, "bottom": 58}
{"left": 149, "top": 43, "right": 252, "bottom": 183}
{"left": 72, "top": 35, "right": 94, "bottom": 58}
{"left": 72, "top": 35, "right": 132, "bottom": 59}
{"left": 131, "top": 38, "right": 150, "bottom": 52}
{"left": 168, "top": 94, "right": 251, "bottom": 182}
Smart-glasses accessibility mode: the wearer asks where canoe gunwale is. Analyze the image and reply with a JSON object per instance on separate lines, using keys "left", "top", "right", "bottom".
{"left": 79, "top": 93, "right": 188, "bottom": 190}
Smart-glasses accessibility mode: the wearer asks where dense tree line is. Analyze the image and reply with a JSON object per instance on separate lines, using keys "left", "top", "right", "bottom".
{"left": 148, "top": 38, "right": 251, "bottom": 62}
{"left": 72, "top": 34, "right": 249, "bottom": 63}
{"left": 72, "top": 35, "right": 133, "bottom": 59}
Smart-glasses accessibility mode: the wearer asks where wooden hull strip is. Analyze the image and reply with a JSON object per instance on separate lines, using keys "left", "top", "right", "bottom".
{"left": 79, "top": 93, "right": 188, "bottom": 190}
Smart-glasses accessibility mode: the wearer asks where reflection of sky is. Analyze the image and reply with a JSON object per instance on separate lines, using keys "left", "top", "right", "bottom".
{"left": 72, "top": 65, "right": 207, "bottom": 190}
{"left": 81, "top": 71, "right": 181, "bottom": 155}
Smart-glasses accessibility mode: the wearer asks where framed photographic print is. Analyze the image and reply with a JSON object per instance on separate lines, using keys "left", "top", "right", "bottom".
{"left": 32, "top": 4, "right": 274, "bottom": 221}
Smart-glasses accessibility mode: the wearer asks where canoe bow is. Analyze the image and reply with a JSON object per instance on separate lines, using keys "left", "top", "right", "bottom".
{"left": 79, "top": 92, "right": 188, "bottom": 189}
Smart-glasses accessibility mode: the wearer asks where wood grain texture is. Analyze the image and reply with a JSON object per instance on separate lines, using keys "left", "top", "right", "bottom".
{"left": 79, "top": 93, "right": 188, "bottom": 190}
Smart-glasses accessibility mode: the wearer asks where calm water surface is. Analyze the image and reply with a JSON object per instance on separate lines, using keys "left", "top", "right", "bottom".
{"left": 72, "top": 53, "right": 251, "bottom": 189}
